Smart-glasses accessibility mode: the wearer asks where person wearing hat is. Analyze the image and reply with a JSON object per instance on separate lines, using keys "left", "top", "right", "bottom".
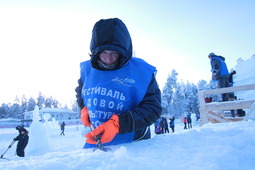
{"left": 208, "top": 52, "right": 230, "bottom": 101}
{"left": 75, "top": 18, "right": 162, "bottom": 149}
{"left": 14, "top": 126, "right": 29, "bottom": 157}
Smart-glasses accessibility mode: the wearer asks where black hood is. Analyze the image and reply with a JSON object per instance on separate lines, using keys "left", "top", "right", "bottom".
{"left": 217, "top": 55, "right": 226, "bottom": 61}
{"left": 89, "top": 18, "right": 133, "bottom": 69}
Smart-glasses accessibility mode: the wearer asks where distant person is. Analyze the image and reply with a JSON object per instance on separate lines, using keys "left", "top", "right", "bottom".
{"left": 237, "top": 109, "right": 246, "bottom": 117}
{"left": 75, "top": 18, "right": 162, "bottom": 149}
{"left": 228, "top": 68, "right": 239, "bottom": 117}
{"left": 187, "top": 113, "right": 192, "bottom": 129}
{"left": 229, "top": 69, "right": 236, "bottom": 87}
{"left": 14, "top": 126, "right": 29, "bottom": 157}
{"left": 208, "top": 52, "right": 230, "bottom": 101}
{"left": 183, "top": 117, "right": 187, "bottom": 129}
{"left": 60, "top": 122, "right": 66, "bottom": 136}
{"left": 154, "top": 118, "right": 161, "bottom": 134}
{"left": 196, "top": 113, "right": 200, "bottom": 121}
{"left": 229, "top": 69, "right": 237, "bottom": 101}
{"left": 163, "top": 117, "right": 169, "bottom": 133}
{"left": 169, "top": 117, "right": 175, "bottom": 133}
{"left": 155, "top": 124, "right": 162, "bottom": 135}
{"left": 160, "top": 118, "right": 165, "bottom": 134}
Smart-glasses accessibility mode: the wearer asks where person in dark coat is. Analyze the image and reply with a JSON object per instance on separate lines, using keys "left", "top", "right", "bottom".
{"left": 169, "top": 117, "right": 175, "bottom": 133}
{"left": 60, "top": 122, "right": 66, "bottom": 136}
{"left": 14, "top": 126, "right": 29, "bottom": 157}
{"left": 229, "top": 69, "right": 236, "bottom": 87}
{"left": 229, "top": 69, "right": 237, "bottom": 100}
{"left": 187, "top": 113, "right": 192, "bottom": 129}
{"left": 162, "top": 117, "right": 169, "bottom": 133}
{"left": 75, "top": 18, "right": 162, "bottom": 148}
{"left": 160, "top": 118, "right": 165, "bottom": 134}
{"left": 208, "top": 52, "right": 230, "bottom": 101}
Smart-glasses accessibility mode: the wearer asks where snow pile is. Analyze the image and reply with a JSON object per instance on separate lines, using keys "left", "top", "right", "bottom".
{"left": 234, "top": 55, "right": 255, "bottom": 100}
{"left": 1, "top": 119, "right": 255, "bottom": 170}
{"left": 26, "top": 105, "right": 51, "bottom": 155}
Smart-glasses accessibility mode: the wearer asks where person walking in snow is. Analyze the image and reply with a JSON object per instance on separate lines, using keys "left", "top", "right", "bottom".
{"left": 14, "top": 126, "right": 29, "bottom": 157}
{"left": 60, "top": 122, "right": 66, "bottom": 136}
{"left": 169, "top": 116, "right": 175, "bottom": 133}
{"left": 208, "top": 52, "right": 230, "bottom": 101}
{"left": 75, "top": 18, "right": 162, "bottom": 149}
{"left": 183, "top": 117, "right": 187, "bottom": 129}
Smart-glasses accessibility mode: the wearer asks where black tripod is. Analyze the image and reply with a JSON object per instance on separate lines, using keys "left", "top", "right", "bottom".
{"left": 0, "top": 140, "right": 16, "bottom": 160}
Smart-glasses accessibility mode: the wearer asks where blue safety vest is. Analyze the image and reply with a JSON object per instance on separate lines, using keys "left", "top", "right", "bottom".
{"left": 211, "top": 56, "right": 229, "bottom": 76}
{"left": 80, "top": 57, "right": 156, "bottom": 147}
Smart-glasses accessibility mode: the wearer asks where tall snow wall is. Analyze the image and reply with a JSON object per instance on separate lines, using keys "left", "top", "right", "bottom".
{"left": 233, "top": 55, "right": 255, "bottom": 100}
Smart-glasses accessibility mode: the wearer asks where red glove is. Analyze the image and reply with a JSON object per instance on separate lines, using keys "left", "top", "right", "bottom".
{"left": 85, "top": 114, "right": 119, "bottom": 144}
{"left": 80, "top": 107, "right": 90, "bottom": 127}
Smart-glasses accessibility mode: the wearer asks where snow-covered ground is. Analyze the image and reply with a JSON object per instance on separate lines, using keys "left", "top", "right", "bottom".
{"left": 1, "top": 118, "right": 255, "bottom": 170}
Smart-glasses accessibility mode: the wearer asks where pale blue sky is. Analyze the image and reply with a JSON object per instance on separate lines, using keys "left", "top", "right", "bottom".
{"left": 0, "top": 0, "right": 254, "bottom": 105}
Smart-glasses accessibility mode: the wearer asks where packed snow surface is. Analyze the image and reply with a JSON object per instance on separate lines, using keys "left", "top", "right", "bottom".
{"left": 1, "top": 119, "right": 255, "bottom": 170}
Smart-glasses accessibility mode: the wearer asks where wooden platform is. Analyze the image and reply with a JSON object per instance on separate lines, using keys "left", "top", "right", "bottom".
{"left": 199, "top": 84, "right": 255, "bottom": 126}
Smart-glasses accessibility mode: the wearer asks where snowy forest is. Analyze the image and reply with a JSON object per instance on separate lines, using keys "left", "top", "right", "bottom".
{"left": 0, "top": 92, "right": 80, "bottom": 119}
{"left": 0, "top": 69, "right": 216, "bottom": 120}
{"left": 161, "top": 69, "right": 217, "bottom": 119}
